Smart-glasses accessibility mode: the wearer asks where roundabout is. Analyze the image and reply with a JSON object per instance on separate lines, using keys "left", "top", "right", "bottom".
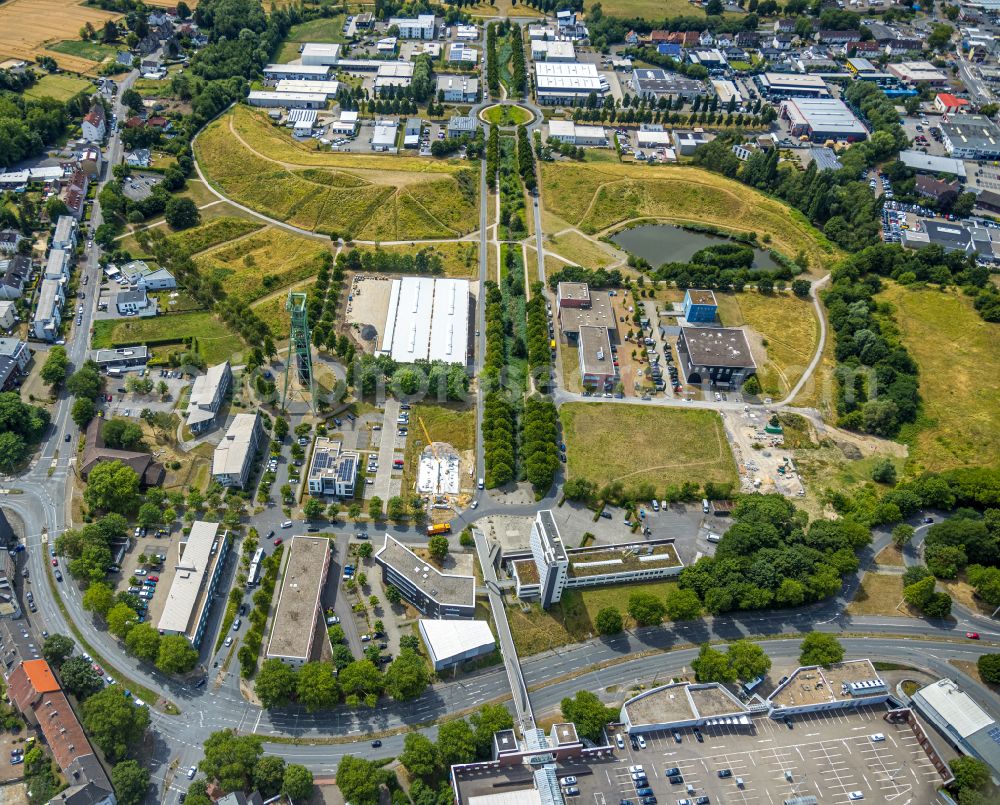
{"left": 480, "top": 103, "right": 535, "bottom": 127}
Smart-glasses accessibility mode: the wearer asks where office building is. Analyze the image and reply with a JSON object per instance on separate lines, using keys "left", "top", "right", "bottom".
{"left": 547, "top": 120, "right": 607, "bottom": 146}
{"left": 307, "top": 437, "right": 359, "bottom": 497}
{"left": 212, "top": 412, "right": 264, "bottom": 489}
{"left": 185, "top": 361, "right": 232, "bottom": 433}
{"left": 388, "top": 14, "right": 436, "bottom": 39}
{"left": 275, "top": 79, "right": 341, "bottom": 98}
{"left": 437, "top": 74, "right": 479, "bottom": 103}
{"left": 887, "top": 60, "right": 948, "bottom": 84}
{"left": 534, "top": 62, "right": 606, "bottom": 105}
{"left": 375, "top": 62, "right": 415, "bottom": 92}
{"left": 92, "top": 345, "right": 148, "bottom": 369}
{"left": 912, "top": 677, "right": 1000, "bottom": 777}
{"left": 683, "top": 289, "right": 718, "bottom": 323}
{"left": 266, "top": 536, "right": 331, "bottom": 666}
{"left": 940, "top": 114, "right": 1000, "bottom": 159}
{"left": 157, "top": 521, "right": 230, "bottom": 647}
{"left": 578, "top": 324, "right": 617, "bottom": 389}
{"left": 374, "top": 534, "right": 476, "bottom": 619}
{"left": 51, "top": 215, "right": 77, "bottom": 252}
{"left": 755, "top": 72, "right": 831, "bottom": 98}
{"left": 556, "top": 284, "right": 617, "bottom": 341}
{"left": 263, "top": 64, "right": 331, "bottom": 81}
{"left": 677, "top": 326, "right": 757, "bottom": 388}
{"left": 531, "top": 40, "right": 576, "bottom": 61}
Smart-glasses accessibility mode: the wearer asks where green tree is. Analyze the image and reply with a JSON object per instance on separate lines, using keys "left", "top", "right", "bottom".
{"left": 41, "top": 634, "right": 75, "bottom": 668}
{"left": 368, "top": 495, "right": 383, "bottom": 520}
{"left": 663, "top": 587, "right": 702, "bottom": 621}
{"left": 60, "top": 655, "right": 104, "bottom": 699}
{"left": 296, "top": 662, "right": 340, "bottom": 711}
{"left": 67, "top": 361, "right": 103, "bottom": 399}
{"left": 385, "top": 585, "right": 402, "bottom": 605}
{"left": 111, "top": 760, "right": 150, "bottom": 805}
{"left": 256, "top": 658, "right": 298, "bottom": 708}
{"left": 428, "top": 534, "right": 449, "bottom": 561}
{"left": 106, "top": 602, "right": 138, "bottom": 639}
{"left": 137, "top": 502, "right": 163, "bottom": 528}
{"left": 334, "top": 756, "right": 384, "bottom": 805}
{"left": 283, "top": 764, "right": 314, "bottom": 800}
{"left": 595, "top": 607, "right": 623, "bottom": 635}
{"left": 692, "top": 643, "right": 736, "bottom": 683}
{"left": 165, "top": 196, "right": 200, "bottom": 230}
{"left": 560, "top": 690, "right": 617, "bottom": 743}
{"left": 81, "top": 685, "right": 150, "bottom": 761}
{"left": 84, "top": 460, "right": 140, "bottom": 514}
{"left": 871, "top": 458, "right": 897, "bottom": 484}
{"left": 200, "top": 731, "right": 263, "bottom": 793}
{"left": 273, "top": 417, "right": 288, "bottom": 439}
{"left": 386, "top": 495, "right": 407, "bottom": 520}
{"left": 82, "top": 581, "right": 115, "bottom": 617}
{"left": 977, "top": 653, "right": 1000, "bottom": 684}
{"left": 303, "top": 497, "right": 325, "bottom": 519}
{"left": 799, "top": 633, "right": 844, "bottom": 667}
{"left": 384, "top": 650, "right": 430, "bottom": 701}
{"left": 400, "top": 732, "right": 442, "bottom": 781}
{"left": 470, "top": 703, "right": 513, "bottom": 757}
{"left": 904, "top": 575, "right": 936, "bottom": 609}
{"left": 436, "top": 719, "right": 476, "bottom": 767}
{"left": 339, "top": 659, "right": 382, "bottom": 702}
{"left": 253, "top": 755, "right": 286, "bottom": 798}
{"left": 949, "top": 756, "right": 990, "bottom": 793}
{"left": 71, "top": 397, "right": 97, "bottom": 429}
{"left": 726, "top": 640, "right": 771, "bottom": 682}
{"left": 627, "top": 591, "right": 666, "bottom": 626}
{"left": 124, "top": 623, "right": 161, "bottom": 663}
{"left": 357, "top": 542, "right": 373, "bottom": 559}
{"left": 892, "top": 523, "right": 915, "bottom": 548}
{"left": 156, "top": 635, "right": 198, "bottom": 673}
{"left": 41, "top": 346, "right": 69, "bottom": 386}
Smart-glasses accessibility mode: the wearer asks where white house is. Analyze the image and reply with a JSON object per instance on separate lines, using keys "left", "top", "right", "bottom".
{"left": 43, "top": 248, "right": 69, "bottom": 281}
{"left": 32, "top": 278, "right": 64, "bottom": 341}
{"left": 51, "top": 216, "right": 77, "bottom": 252}
{"left": 388, "top": 14, "right": 435, "bottom": 39}
{"left": 82, "top": 104, "right": 106, "bottom": 142}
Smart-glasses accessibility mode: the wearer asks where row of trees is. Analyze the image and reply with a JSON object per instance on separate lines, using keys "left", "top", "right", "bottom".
{"left": 515, "top": 124, "right": 535, "bottom": 192}
{"left": 486, "top": 123, "right": 500, "bottom": 190}
{"left": 508, "top": 23, "right": 526, "bottom": 96}
{"left": 520, "top": 396, "right": 559, "bottom": 493}
{"left": 485, "top": 23, "right": 500, "bottom": 96}
{"left": 238, "top": 545, "right": 283, "bottom": 678}
{"left": 524, "top": 284, "right": 549, "bottom": 376}
{"left": 337, "top": 247, "right": 445, "bottom": 275}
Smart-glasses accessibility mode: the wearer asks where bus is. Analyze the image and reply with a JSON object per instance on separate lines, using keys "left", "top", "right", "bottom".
{"left": 426, "top": 523, "right": 451, "bottom": 536}
{"left": 246, "top": 547, "right": 265, "bottom": 588}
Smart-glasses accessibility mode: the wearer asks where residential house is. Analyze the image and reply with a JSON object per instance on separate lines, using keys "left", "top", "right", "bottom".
{"left": 0, "top": 303, "right": 16, "bottom": 331}
{"left": 816, "top": 29, "right": 856, "bottom": 44}
{"left": 735, "top": 31, "right": 760, "bottom": 48}
{"left": 81, "top": 417, "right": 164, "bottom": 485}
{"left": 125, "top": 149, "right": 151, "bottom": 167}
{"left": 0, "top": 338, "right": 30, "bottom": 390}
{"left": 120, "top": 259, "right": 176, "bottom": 290}
{"left": 698, "top": 30, "right": 714, "bottom": 46}
{"left": 185, "top": 361, "right": 232, "bottom": 433}
{"left": 81, "top": 104, "right": 106, "bottom": 142}
{"left": 624, "top": 30, "right": 639, "bottom": 45}
{"left": 915, "top": 175, "right": 961, "bottom": 205}
{"left": 0, "top": 230, "right": 22, "bottom": 254}
{"left": 0, "top": 255, "right": 30, "bottom": 300}
{"left": 115, "top": 288, "right": 150, "bottom": 316}
{"left": 32, "top": 278, "right": 64, "bottom": 341}
{"left": 60, "top": 169, "right": 88, "bottom": 219}
{"left": 79, "top": 145, "right": 102, "bottom": 176}
{"left": 51, "top": 215, "right": 77, "bottom": 252}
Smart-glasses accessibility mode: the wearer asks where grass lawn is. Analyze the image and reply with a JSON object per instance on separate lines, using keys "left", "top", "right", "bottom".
{"left": 195, "top": 106, "right": 478, "bottom": 241}
{"left": 195, "top": 227, "right": 332, "bottom": 305}
{"left": 599, "top": 0, "right": 742, "bottom": 15}
{"left": 560, "top": 403, "right": 737, "bottom": 495}
{"left": 878, "top": 283, "right": 1000, "bottom": 474}
{"left": 92, "top": 311, "right": 243, "bottom": 365}
{"left": 544, "top": 231, "right": 620, "bottom": 269}
{"left": 23, "top": 72, "right": 92, "bottom": 101}
{"left": 508, "top": 580, "right": 683, "bottom": 656}
{"left": 445, "top": 0, "right": 544, "bottom": 16}
{"left": 400, "top": 403, "right": 476, "bottom": 493}
{"left": 875, "top": 545, "right": 905, "bottom": 567}
{"left": 250, "top": 278, "right": 314, "bottom": 339}
{"left": 714, "top": 290, "right": 819, "bottom": 399}
{"left": 846, "top": 573, "right": 912, "bottom": 617}
{"left": 560, "top": 343, "right": 582, "bottom": 393}
{"left": 539, "top": 161, "right": 841, "bottom": 275}
{"left": 482, "top": 105, "right": 533, "bottom": 127}
{"left": 276, "top": 15, "right": 345, "bottom": 62}
{"left": 47, "top": 39, "right": 117, "bottom": 61}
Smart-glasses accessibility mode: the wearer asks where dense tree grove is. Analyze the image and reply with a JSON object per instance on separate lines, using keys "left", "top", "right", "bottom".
{"left": 520, "top": 396, "right": 559, "bottom": 493}
{"left": 509, "top": 23, "right": 526, "bottom": 96}
{"left": 338, "top": 247, "right": 446, "bottom": 275}
{"left": 485, "top": 23, "right": 500, "bottom": 96}
{"left": 547, "top": 266, "right": 626, "bottom": 291}
{"left": 0, "top": 392, "right": 50, "bottom": 471}
{"left": 0, "top": 91, "right": 89, "bottom": 167}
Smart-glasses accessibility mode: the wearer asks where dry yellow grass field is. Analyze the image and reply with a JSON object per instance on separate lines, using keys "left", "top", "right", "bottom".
{"left": 846, "top": 573, "right": 913, "bottom": 617}
{"left": 539, "top": 161, "right": 842, "bottom": 275}
{"left": 0, "top": 0, "right": 121, "bottom": 72}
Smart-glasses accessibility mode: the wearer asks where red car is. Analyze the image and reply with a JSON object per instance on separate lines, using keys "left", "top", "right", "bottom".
{"left": 51, "top": 558, "right": 58, "bottom": 567}
{"left": 273, "top": 538, "right": 283, "bottom": 546}
{"left": 966, "top": 632, "right": 980, "bottom": 640}
{"left": 148, "top": 575, "right": 159, "bottom": 582}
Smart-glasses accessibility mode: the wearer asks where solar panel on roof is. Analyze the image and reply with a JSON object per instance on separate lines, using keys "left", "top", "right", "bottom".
{"left": 988, "top": 726, "right": 1000, "bottom": 747}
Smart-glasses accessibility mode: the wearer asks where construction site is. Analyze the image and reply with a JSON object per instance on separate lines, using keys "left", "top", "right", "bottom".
{"left": 722, "top": 409, "right": 806, "bottom": 498}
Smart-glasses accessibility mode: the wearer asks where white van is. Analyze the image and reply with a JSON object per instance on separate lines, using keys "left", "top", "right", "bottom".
{"left": 706, "top": 533, "right": 722, "bottom": 543}
{"left": 702, "top": 498, "right": 710, "bottom": 513}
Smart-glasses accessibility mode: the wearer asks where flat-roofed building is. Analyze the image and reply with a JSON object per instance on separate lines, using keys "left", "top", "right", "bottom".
{"left": 887, "top": 60, "right": 948, "bottom": 84}
{"left": 419, "top": 619, "right": 496, "bottom": 670}
{"left": 578, "top": 325, "right": 616, "bottom": 389}
{"left": 380, "top": 276, "right": 470, "bottom": 364}
{"left": 51, "top": 215, "right": 77, "bottom": 252}
{"left": 375, "top": 534, "right": 476, "bottom": 618}
{"left": 637, "top": 125, "right": 673, "bottom": 147}
{"left": 557, "top": 281, "right": 590, "bottom": 308}
{"left": 248, "top": 90, "right": 328, "bottom": 109}
{"left": 448, "top": 43, "right": 478, "bottom": 63}
{"left": 375, "top": 62, "right": 415, "bottom": 92}
{"left": 263, "top": 63, "right": 331, "bottom": 81}
{"left": 372, "top": 120, "right": 399, "bottom": 151}
{"left": 44, "top": 247, "right": 68, "bottom": 281}
{"left": 331, "top": 109, "right": 359, "bottom": 136}
{"left": 768, "top": 659, "right": 889, "bottom": 716}
{"left": 780, "top": 98, "right": 867, "bottom": 142}
{"left": 437, "top": 74, "right": 479, "bottom": 103}
{"left": 622, "top": 681, "right": 751, "bottom": 733}
{"left": 677, "top": 326, "right": 756, "bottom": 388}
{"left": 275, "top": 79, "right": 341, "bottom": 98}
{"left": 531, "top": 39, "right": 576, "bottom": 61}
{"left": 93, "top": 345, "right": 148, "bottom": 369}
{"left": 557, "top": 285, "right": 618, "bottom": 341}
{"left": 547, "top": 120, "right": 607, "bottom": 146}
{"left": 32, "top": 278, "right": 63, "bottom": 341}
{"left": 447, "top": 115, "right": 478, "bottom": 138}
{"left": 755, "top": 72, "right": 831, "bottom": 98}
{"left": 307, "top": 437, "right": 359, "bottom": 497}
{"left": 301, "top": 42, "right": 342, "bottom": 65}
{"left": 940, "top": 114, "right": 1000, "bottom": 160}
{"left": 185, "top": 361, "right": 232, "bottom": 434}
{"left": 898, "top": 150, "right": 967, "bottom": 178}
{"left": 389, "top": 14, "right": 436, "bottom": 39}
{"left": 157, "top": 521, "right": 230, "bottom": 647}
{"left": 266, "top": 536, "right": 331, "bottom": 666}
{"left": 683, "top": 289, "right": 717, "bottom": 322}
{"left": 212, "top": 412, "right": 263, "bottom": 488}
{"left": 528, "top": 510, "right": 568, "bottom": 608}
{"left": 912, "top": 677, "right": 1000, "bottom": 777}
{"left": 535, "top": 62, "right": 606, "bottom": 105}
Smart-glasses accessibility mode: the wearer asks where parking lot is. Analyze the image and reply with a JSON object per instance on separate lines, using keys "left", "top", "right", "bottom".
{"left": 122, "top": 171, "right": 163, "bottom": 202}
{"left": 605, "top": 706, "right": 947, "bottom": 805}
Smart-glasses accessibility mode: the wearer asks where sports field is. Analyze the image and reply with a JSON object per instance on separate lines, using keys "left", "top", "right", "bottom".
{"left": 714, "top": 290, "right": 819, "bottom": 398}
{"left": 194, "top": 227, "right": 332, "bottom": 305}
{"left": 539, "top": 161, "right": 840, "bottom": 274}
{"left": 195, "top": 106, "right": 479, "bottom": 241}
{"left": 559, "top": 403, "right": 737, "bottom": 494}
{"left": 879, "top": 283, "right": 1000, "bottom": 473}
{"left": 23, "top": 72, "right": 93, "bottom": 101}
{"left": 0, "top": 0, "right": 120, "bottom": 73}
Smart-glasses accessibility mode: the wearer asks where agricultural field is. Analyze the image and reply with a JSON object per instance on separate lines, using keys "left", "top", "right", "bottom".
{"left": 47, "top": 39, "right": 117, "bottom": 62}
{"left": 0, "top": 0, "right": 120, "bottom": 73}
{"left": 195, "top": 227, "right": 332, "bottom": 305}
{"left": 539, "top": 162, "right": 840, "bottom": 274}
{"left": 275, "top": 15, "right": 346, "bottom": 62}
{"left": 714, "top": 290, "right": 819, "bottom": 399}
{"left": 878, "top": 284, "right": 1000, "bottom": 473}
{"left": 195, "top": 106, "right": 479, "bottom": 241}
{"left": 559, "top": 403, "right": 738, "bottom": 495}
{"left": 92, "top": 311, "right": 243, "bottom": 365}
{"left": 23, "top": 72, "right": 93, "bottom": 102}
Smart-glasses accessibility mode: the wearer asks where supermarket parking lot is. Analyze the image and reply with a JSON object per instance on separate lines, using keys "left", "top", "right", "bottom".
{"left": 608, "top": 706, "right": 948, "bottom": 805}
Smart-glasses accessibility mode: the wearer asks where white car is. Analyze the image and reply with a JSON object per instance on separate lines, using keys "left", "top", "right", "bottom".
{"left": 848, "top": 793, "right": 864, "bottom": 801}
{"left": 615, "top": 735, "right": 625, "bottom": 749}
{"left": 224, "top": 636, "right": 233, "bottom": 647}
{"left": 187, "top": 765, "right": 197, "bottom": 780}
{"left": 636, "top": 736, "right": 647, "bottom": 749}
{"left": 281, "top": 520, "right": 293, "bottom": 528}
{"left": 869, "top": 733, "right": 885, "bottom": 742}
{"left": 628, "top": 766, "right": 644, "bottom": 775}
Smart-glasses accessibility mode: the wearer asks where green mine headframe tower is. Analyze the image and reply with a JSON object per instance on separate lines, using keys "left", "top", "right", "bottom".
{"left": 281, "top": 291, "right": 315, "bottom": 413}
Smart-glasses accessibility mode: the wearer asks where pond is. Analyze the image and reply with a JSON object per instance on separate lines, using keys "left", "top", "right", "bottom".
{"left": 610, "top": 224, "right": 780, "bottom": 271}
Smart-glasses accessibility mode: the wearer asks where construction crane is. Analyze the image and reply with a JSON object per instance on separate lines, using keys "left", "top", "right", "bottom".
{"left": 418, "top": 416, "right": 439, "bottom": 461}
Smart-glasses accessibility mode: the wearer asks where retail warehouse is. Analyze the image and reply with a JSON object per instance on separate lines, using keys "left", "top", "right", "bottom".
{"left": 380, "top": 277, "right": 471, "bottom": 365}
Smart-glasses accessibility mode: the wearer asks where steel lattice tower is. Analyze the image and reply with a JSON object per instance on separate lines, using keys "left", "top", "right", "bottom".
{"left": 281, "top": 291, "right": 315, "bottom": 413}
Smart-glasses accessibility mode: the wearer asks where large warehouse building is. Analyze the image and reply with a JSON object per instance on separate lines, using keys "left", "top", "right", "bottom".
{"left": 380, "top": 277, "right": 471, "bottom": 364}
{"left": 534, "top": 62, "right": 607, "bottom": 105}
{"left": 780, "top": 98, "right": 867, "bottom": 142}
{"left": 754, "top": 72, "right": 830, "bottom": 98}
